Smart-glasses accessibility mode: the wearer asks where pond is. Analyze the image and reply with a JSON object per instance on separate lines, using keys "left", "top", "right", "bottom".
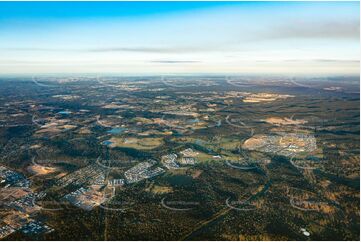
{"left": 58, "top": 111, "right": 71, "bottom": 115}
{"left": 102, "top": 140, "right": 113, "bottom": 146}
{"left": 107, "top": 127, "right": 126, "bottom": 135}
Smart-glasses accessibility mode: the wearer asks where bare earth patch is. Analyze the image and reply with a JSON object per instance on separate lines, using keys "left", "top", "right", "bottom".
{"left": 107, "top": 137, "right": 163, "bottom": 150}
{"left": 243, "top": 93, "right": 294, "bottom": 103}
{"left": 150, "top": 185, "right": 173, "bottom": 194}
{"left": 27, "top": 164, "right": 57, "bottom": 175}
{"left": 264, "top": 117, "right": 307, "bottom": 126}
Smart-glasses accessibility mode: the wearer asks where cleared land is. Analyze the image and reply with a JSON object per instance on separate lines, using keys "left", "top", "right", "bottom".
{"left": 264, "top": 117, "right": 307, "bottom": 126}
{"left": 243, "top": 93, "right": 294, "bottom": 103}
{"left": 27, "top": 164, "right": 57, "bottom": 175}
{"left": 107, "top": 137, "right": 164, "bottom": 150}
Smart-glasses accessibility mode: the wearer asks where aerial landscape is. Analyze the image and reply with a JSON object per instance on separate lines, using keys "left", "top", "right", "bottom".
{"left": 0, "top": 1, "right": 359, "bottom": 241}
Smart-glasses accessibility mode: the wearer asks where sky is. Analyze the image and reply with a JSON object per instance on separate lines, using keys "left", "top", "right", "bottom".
{"left": 0, "top": 1, "right": 359, "bottom": 75}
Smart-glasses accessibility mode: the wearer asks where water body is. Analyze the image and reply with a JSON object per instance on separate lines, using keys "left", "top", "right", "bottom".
{"left": 58, "top": 111, "right": 71, "bottom": 115}
{"left": 107, "top": 127, "right": 126, "bottom": 135}
{"left": 102, "top": 140, "right": 113, "bottom": 146}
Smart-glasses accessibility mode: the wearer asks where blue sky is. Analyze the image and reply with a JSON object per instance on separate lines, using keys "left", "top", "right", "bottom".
{"left": 0, "top": 2, "right": 240, "bottom": 19}
{"left": 0, "top": 1, "right": 359, "bottom": 75}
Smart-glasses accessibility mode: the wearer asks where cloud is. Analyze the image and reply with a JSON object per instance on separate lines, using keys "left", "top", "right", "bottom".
{"left": 255, "top": 59, "right": 359, "bottom": 64}
{"left": 265, "top": 20, "right": 359, "bottom": 40}
{"left": 148, "top": 60, "right": 201, "bottom": 64}
{"left": 1, "top": 46, "right": 217, "bottom": 54}
{"left": 87, "top": 47, "right": 173, "bottom": 53}
{"left": 287, "top": 59, "right": 359, "bottom": 63}
{"left": 85, "top": 46, "right": 216, "bottom": 53}
{"left": 310, "top": 59, "right": 359, "bottom": 63}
